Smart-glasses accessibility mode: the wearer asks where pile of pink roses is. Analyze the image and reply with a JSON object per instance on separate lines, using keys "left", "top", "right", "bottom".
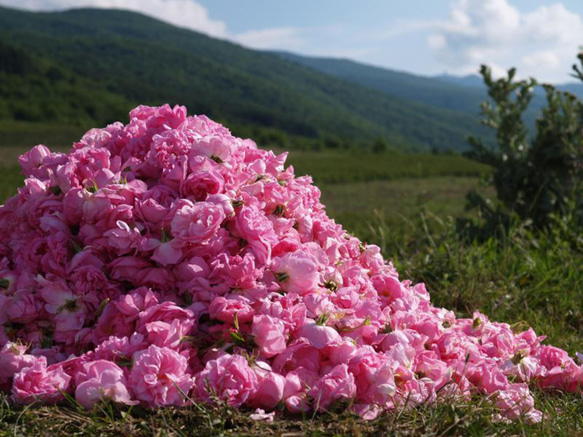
{"left": 0, "top": 104, "right": 581, "bottom": 422}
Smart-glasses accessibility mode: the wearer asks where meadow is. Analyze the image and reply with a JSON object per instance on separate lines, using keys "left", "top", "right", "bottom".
{"left": 0, "top": 142, "right": 582, "bottom": 435}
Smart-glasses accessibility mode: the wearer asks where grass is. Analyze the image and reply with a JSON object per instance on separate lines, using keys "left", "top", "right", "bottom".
{"left": 0, "top": 148, "right": 582, "bottom": 435}
{"left": 0, "top": 166, "right": 22, "bottom": 203}
{"left": 287, "top": 151, "right": 490, "bottom": 184}
{"left": 315, "top": 176, "right": 491, "bottom": 239}
{"left": 1, "top": 389, "right": 583, "bottom": 436}
{"left": 373, "top": 213, "right": 583, "bottom": 353}
{"left": 0, "top": 120, "right": 88, "bottom": 149}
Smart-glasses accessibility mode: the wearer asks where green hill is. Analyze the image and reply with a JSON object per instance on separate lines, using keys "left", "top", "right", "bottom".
{"left": 0, "top": 5, "right": 491, "bottom": 152}
{"left": 274, "top": 51, "right": 488, "bottom": 114}
{"left": 274, "top": 52, "right": 583, "bottom": 136}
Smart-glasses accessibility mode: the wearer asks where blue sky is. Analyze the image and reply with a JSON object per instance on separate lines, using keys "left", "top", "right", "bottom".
{"left": 2, "top": 0, "right": 583, "bottom": 83}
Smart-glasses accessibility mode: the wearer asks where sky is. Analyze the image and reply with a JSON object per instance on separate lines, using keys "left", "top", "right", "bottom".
{"left": 1, "top": 0, "right": 583, "bottom": 83}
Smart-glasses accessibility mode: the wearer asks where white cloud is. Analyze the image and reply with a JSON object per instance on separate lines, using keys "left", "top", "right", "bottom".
{"left": 0, "top": 0, "right": 227, "bottom": 37}
{"left": 429, "top": 0, "right": 583, "bottom": 82}
{"left": 231, "top": 24, "right": 374, "bottom": 60}
{"left": 234, "top": 27, "right": 305, "bottom": 51}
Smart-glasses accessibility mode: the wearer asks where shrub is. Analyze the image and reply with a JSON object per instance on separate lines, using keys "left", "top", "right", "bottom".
{"left": 466, "top": 60, "right": 583, "bottom": 230}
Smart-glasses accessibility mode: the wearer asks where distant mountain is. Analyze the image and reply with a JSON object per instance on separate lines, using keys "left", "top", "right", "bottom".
{"left": 435, "top": 72, "right": 583, "bottom": 99}
{"left": 556, "top": 83, "right": 583, "bottom": 98}
{"left": 275, "top": 52, "right": 488, "bottom": 115}
{"left": 0, "top": 5, "right": 492, "bottom": 152}
{"left": 433, "top": 74, "right": 485, "bottom": 89}
{"left": 272, "top": 51, "right": 583, "bottom": 139}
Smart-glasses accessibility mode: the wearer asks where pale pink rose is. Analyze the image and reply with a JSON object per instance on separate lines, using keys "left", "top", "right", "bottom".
{"left": 328, "top": 340, "right": 357, "bottom": 365}
{"left": 467, "top": 362, "right": 509, "bottom": 393}
{"left": 351, "top": 404, "right": 383, "bottom": 421}
{"left": 171, "top": 200, "right": 225, "bottom": 243}
{"left": 93, "top": 168, "right": 117, "bottom": 188}
{"left": 116, "top": 287, "right": 159, "bottom": 319}
{"left": 0, "top": 343, "right": 36, "bottom": 384}
{"left": 75, "top": 360, "right": 136, "bottom": 409}
{"left": 189, "top": 135, "right": 232, "bottom": 163}
{"left": 210, "top": 253, "right": 261, "bottom": 290}
{"left": 537, "top": 345, "right": 574, "bottom": 370}
{"left": 372, "top": 274, "right": 404, "bottom": 299}
{"left": 195, "top": 354, "right": 258, "bottom": 407}
{"left": 495, "top": 383, "right": 542, "bottom": 423}
{"left": 282, "top": 369, "right": 316, "bottom": 413}
{"left": 12, "top": 357, "right": 71, "bottom": 404}
{"left": 38, "top": 277, "right": 86, "bottom": 337}
{"left": 252, "top": 315, "right": 287, "bottom": 358}
{"left": 174, "top": 256, "right": 210, "bottom": 283}
{"left": 309, "top": 364, "right": 356, "bottom": 411}
{"left": 414, "top": 350, "right": 451, "bottom": 390}
{"left": 250, "top": 363, "right": 285, "bottom": 409}
{"left": 272, "top": 250, "right": 319, "bottom": 294}
{"left": 129, "top": 345, "right": 194, "bottom": 407}
{"left": 62, "top": 188, "right": 86, "bottom": 224}
{"left": 298, "top": 322, "right": 342, "bottom": 350}
{"left": 4, "top": 291, "right": 41, "bottom": 324}
{"left": 206, "top": 194, "right": 235, "bottom": 217}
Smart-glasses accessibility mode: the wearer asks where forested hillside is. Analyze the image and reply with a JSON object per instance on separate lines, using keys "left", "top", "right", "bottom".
{"left": 0, "top": 5, "right": 491, "bottom": 151}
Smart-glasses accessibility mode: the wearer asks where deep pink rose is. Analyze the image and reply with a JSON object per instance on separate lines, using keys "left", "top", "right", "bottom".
{"left": 309, "top": 364, "right": 356, "bottom": 410}
{"left": 180, "top": 170, "right": 224, "bottom": 200}
{"left": 171, "top": 200, "right": 225, "bottom": 243}
{"left": 195, "top": 354, "right": 258, "bottom": 407}
{"left": 12, "top": 357, "right": 71, "bottom": 404}
{"left": 129, "top": 345, "right": 193, "bottom": 407}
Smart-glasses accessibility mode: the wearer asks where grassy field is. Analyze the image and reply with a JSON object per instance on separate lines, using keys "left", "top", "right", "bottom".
{"left": 286, "top": 151, "right": 490, "bottom": 183}
{"left": 0, "top": 121, "right": 88, "bottom": 149}
{"left": 0, "top": 146, "right": 582, "bottom": 436}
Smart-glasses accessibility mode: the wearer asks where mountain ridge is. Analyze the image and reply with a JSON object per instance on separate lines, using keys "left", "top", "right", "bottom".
{"left": 0, "top": 5, "right": 491, "bottom": 151}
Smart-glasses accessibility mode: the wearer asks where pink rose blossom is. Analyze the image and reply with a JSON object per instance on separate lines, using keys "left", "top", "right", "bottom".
{"left": 195, "top": 354, "right": 258, "bottom": 407}
{"left": 171, "top": 200, "right": 225, "bottom": 243}
{"left": 12, "top": 357, "right": 71, "bottom": 404}
{"left": 252, "top": 315, "right": 287, "bottom": 358}
{"left": 75, "top": 360, "right": 136, "bottom": 409}
{"left": 298, "top": 322, "right": 342, "bottom": 350}
{"left": 0, "top": 343, "right": 36, "bottom": 384}
{"left": 129, "top": 345, "right": 194, "bottom": 407}
{"left": 272, "top": 250, "right": 319, "bottom": 294}
{"left": 309, "top": 364, "right": 356, "bottom": 411}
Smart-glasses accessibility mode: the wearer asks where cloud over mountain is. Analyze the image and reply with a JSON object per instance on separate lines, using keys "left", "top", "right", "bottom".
{"left": 430, "top": 0, "right": 583, "bottom": 81}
